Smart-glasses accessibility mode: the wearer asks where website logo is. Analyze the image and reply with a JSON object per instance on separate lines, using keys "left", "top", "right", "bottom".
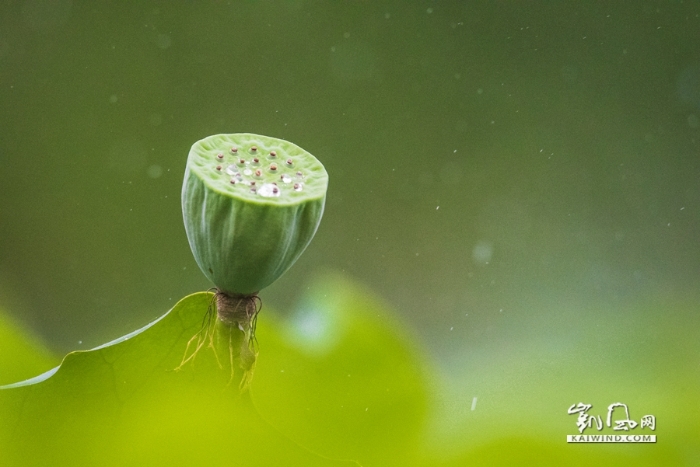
{"left": 567, "top": 402, "right": 656, "bottom": 443}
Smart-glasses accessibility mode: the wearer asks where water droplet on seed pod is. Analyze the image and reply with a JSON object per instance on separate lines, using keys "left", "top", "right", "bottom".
{"left": 258, "top": 183, "right": 281, "bottom": 197}
{"left": 293, "top": 183, "right": 303, "bottom": 192}
{"left": 281, "top": 174, "right": 292, "bottom": 183}
{"left": 225, "top": 164, "right": 238, "bottom": 175}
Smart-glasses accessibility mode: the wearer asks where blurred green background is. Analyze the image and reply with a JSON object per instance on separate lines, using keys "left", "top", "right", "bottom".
{"left": 1, "top": 1, "right": 699, "bottom": 464}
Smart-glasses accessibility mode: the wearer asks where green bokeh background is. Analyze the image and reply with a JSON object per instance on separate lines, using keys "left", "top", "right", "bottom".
{"left": 1, "top": 1, "right": 699, "bottom": 464}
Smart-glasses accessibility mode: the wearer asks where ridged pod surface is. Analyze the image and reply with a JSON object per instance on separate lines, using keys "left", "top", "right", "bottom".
{"left": 182, "top": 133, "right": 328, "bottom": 295}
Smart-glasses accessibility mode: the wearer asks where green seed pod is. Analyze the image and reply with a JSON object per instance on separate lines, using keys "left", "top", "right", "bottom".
{"left": 182, "top": 133, "right": 328, "bottom": 296}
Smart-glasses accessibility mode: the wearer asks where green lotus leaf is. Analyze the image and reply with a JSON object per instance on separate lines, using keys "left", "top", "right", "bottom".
{"left": 0, "top": 273, "right": 433, "bottom": 466}
{"left": 0, "top": 292, "right": 355, "bottom": 467}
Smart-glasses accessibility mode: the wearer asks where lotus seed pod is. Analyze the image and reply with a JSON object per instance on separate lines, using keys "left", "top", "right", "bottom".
{"left": 182, "top": 133, "right": 328, "bottom": 295}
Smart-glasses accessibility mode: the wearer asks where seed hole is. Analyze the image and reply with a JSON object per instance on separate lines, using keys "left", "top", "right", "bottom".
{"left": 230, "top": 147, "right": 238, "bottom": 153}
{"left": 216, "top": 153, "right": 224, "bottom": 160}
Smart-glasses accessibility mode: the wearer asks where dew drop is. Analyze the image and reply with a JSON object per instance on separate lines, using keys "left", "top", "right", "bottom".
{"left": 225, "top": 164, "right": 238, "bottom": 175}
{"left": 258, "top": 183, "right": 281, "bottom": 197}
{"left": 296, "top": 170, "right": 304, "bottom": 179}
{"left": 243, "top": 168, "right": 252, "bottom": 176}
{"left": 250, "top": 187, "right": 257, "bottom": 193}
{"left": 281, "top": 174, "right": 292, "bottom": 183}
{"left": 293, "top": 183, "right": 303, "bottom": 192}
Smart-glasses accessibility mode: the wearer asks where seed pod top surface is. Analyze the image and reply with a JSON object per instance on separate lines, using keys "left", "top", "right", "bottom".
{"left": 182, "top": 133, "right": 328, "bottom": 295}
{"left": 186, "top": 133, "right": 327, "bottom": 203}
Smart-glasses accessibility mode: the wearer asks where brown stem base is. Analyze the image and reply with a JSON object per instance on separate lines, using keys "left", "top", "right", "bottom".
{"left": 176, "top": 289, "right": 261, "bottom": 391}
